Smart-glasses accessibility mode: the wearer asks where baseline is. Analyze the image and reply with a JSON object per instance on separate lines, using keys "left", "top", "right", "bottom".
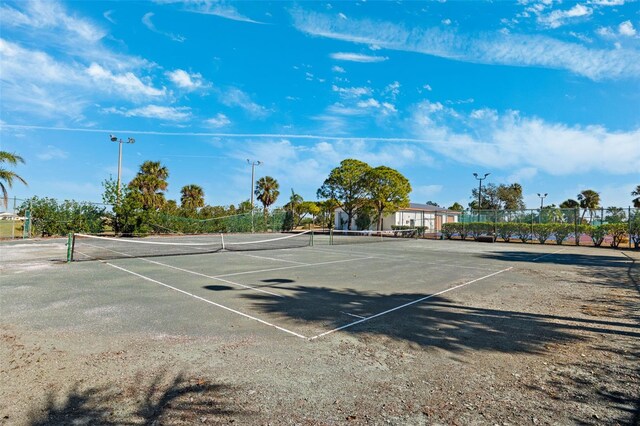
{"left": 309, "top": 267, "right": 513, "bottom": 340}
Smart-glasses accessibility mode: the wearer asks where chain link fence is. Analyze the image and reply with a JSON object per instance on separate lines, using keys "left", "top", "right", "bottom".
{"left": 443, "top": 207, "right": 640, "bottom": 248}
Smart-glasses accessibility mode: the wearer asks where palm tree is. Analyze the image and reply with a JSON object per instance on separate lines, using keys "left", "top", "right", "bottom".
{"left": 285, "top": 188, "right": 303, "bottom": 222}
{"left": 128, "top": 161, "right": 169, "bottom": 210}
{"left": 0, "top": 151, "right": 28, "bottom": 209}
{"left": 254, "top": 176, "right": 280, "bottom": 222}
{"left": 577, "top": 189, "right": 600, "bottom": 223}
{"left": 633, "top": 185, "right": 640, "bottom": 208}
{"left": 180, "top": 184, "right": 205, "bottom": 210}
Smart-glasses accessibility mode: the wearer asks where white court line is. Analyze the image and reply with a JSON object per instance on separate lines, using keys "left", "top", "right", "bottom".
{"left": 532, "top": 248, "right": 566, "bottom": 262}
{"left": 234, "top": 251, "right": 309, "bottom": 265}
{"left": 340, "top": 311, "right": 366, "bottom": 319}
{"left": 310, "top": 246, "right": 497, "bottom": 271}
{"left": 77, "top": 241, "right": 282, "bottom": 297}
{"left": 213, "top": 256, "right": 373, "bottom": 279}
{"left": 102, "top": 261, "right": 307, "bottom": 339}
{"left": 309, "top": 267, "right": 513, "bottom": 340}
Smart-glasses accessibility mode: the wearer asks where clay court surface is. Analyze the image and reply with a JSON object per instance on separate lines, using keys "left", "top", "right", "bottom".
{"left": 1, "top": 236, "right": 638, "bottom": 425}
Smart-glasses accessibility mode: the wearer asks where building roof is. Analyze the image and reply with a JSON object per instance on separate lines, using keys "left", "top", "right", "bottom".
{"left": 401, "top": 203, "right": 462, "bottom": 214}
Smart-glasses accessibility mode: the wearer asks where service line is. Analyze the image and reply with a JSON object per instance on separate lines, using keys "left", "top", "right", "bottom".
{"left": 309, "top": 266, "right": 513, "bottom": 340}
{"left": 102, "top": 261, "right": 307, "bottom": 339}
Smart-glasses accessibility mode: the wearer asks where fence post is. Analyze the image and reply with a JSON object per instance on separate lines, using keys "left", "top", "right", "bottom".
{"left": 629, "top": 206, "right": 632, "bottom": 249}
{"left": 575, "top": 208, "right": 579, "bottom": 245}
{"left": 530, "top": 209, "right": 534, "bottom": 244}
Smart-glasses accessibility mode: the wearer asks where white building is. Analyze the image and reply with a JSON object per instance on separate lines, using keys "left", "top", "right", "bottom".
{"left": 335, "top": 203, "right": 461, "bottom": 233}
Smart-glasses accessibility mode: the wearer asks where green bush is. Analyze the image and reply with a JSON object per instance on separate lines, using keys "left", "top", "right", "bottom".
{"left": 553, "top": 224, "right": 573, "bottom": 245}
{"left": 630, "top": 214, "right": 640, "bottom": 249}
{"left": 585, "top": 225, "right": 606, "bottom": 247}
{"left": 19, "top": 197, "right": 106, "bottom": 237}
{"left": 495, "top": 223, "right": 518, "bottom": 242}
{"left": 602, "top": 223, "right": 628, "bottom": 248}
{"left": 532, "top": 223, "right": 555, "bottom": 244}
{"left": 514, "top": 223, "right": 531, "bottom": 243}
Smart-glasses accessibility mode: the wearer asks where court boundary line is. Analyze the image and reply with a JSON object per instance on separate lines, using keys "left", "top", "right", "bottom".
{"left": 310, "top": 246, "right": 499, "bottom": 271}
{"left": 212, "top": 256, "right": 373, "bottom": 279}
{"left": 76, "top": 242, "right": 283, "bottom": 297}
{"left": 102, "top": 261, "right": 308, "bottom": 339}
{"left": 532, "top": 249, "right": 566, "bottom": 262}
{"left": 308, "top": 267, "right": 513, "bottom": 340}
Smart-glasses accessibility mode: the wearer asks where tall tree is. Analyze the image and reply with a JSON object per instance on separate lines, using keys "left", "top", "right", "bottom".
{"left": 470, "top": 183, "right": 500, "bottom": 210}
{"left": 128, "top": 161, "right": 169, "bottom": 210}
{"left": 317, "top": 159, "right": 371, "bottom": 230}
{"left": 560, "top": 199, "right": 579, "bottom": 208}
{"left": 577, "top": 189, "right": 600, "bottom": 222}
{"left": 0, "top": 151, "right": 28, "bottom": 208}
{"left": 180, "top": 184, "right": 205, "bottom": 210}
{"left": 448, "top": 202, "right": 464, "bottom": 212}
{"left": 497, "top": 183, "right": 525, "bottom": 210}
{"left": 284, "top": 188, "right": 304, "bottom": 224}
{"left": 365, "top": 166, "right": 412, "bottom": 231}
{"left": 255, "top": 176, "right": 280, "bottom": 221}
{"left": 632, "top": 185, "right": 640, "bottom": 208}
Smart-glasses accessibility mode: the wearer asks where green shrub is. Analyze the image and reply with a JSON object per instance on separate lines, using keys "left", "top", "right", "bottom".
{"left": 496, "top": 223, "right": 518, "bottom": 242}
{"left": 630, "top": 214, "right": 640, "bottom": 249}
{"left": 585, "top": 225, "right": 606, "bottom": 247}
{"left": 602, "top": 223, "right": 628, "bottom": 248}
{"left": 514, "top": 223, "right": 531, "bottom": 243}
{"left": 532, "top": 223, "right": 555, "bottom": 244}
{"left": 553, "top": 224, "right": 573, "bottom": 245}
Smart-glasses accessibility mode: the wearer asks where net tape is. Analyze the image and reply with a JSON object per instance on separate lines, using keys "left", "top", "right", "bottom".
{"left": 71, "top": 231, "right": 312, "bottom": 261}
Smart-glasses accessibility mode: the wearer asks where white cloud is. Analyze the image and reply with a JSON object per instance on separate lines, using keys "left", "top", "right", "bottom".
{"left": 219, "top": 87, "right": 269, "bottom": 118}
{"left": 291, "top": 7, "right": 640, "bottom": 80}
{"left": 166, "top": 69, "right": 206, "bottom": 90}
{"left": 205, "top": 113, "right": 231, "bottom": 128}
{"left": 37, "top": 145, "right": 68, "bottom": 160}
{"left": 423, "top": 84, "right": 433, "bottom": 91}
{"left": 357, "top": 98, "right": 381, "bottom": 108}
{"left": 1, "top": 0, "right": 105, "bottom": 42}
{"left": 105, "top": 105, "right": 191, "bottom": 121}
{"left": 441, "top": 19, "right": 451, "bottom": 25}
{"left": 330, "top": 52, "right": 389, "bottom": 63}
{"left": 411, "top": 100, "right": 640, "bottom": 175}
{"left": 332, "top": 85, "right": 372, "bottom": 97}
{"left": 507, "top": 167, "right": 538, "bottom": 183}
{"left": 538, "top": 4, "right": 593, "bottom": 29}
{"left": 588, "top": 0, "right": 625, "bottom": 5}
{"left": 384, "top": 81, "right": 400, "bottom": 99}
{"left": 338, "top": 13, "right": 347, "bottom": 20}
{"left": 332, "top": 65, "right": 346, "bottom": 73}
{"left": 103, "top": 10, "right": 116, "bottom": 24}
{"left": 156, "top": 0, "right": 262, "bottom": 24}
{"left": 87, "top": 63, "right": 165, "bottom": 97}
{"left": 618, "top": 20, "right": 637, "bottom": 37}
{"left": 142, "top": 12, "right": 186, "bottom": 42}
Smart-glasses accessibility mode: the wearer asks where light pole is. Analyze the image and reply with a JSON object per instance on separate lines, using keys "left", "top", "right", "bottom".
{"left": 247, "top": 159, "right": 262, "bottom": 209}
{"left": 537, "top": 192, "right": 548, "bottom": 224}
{"left": 247, "top": 159, "right": 262, "bottom": 232}
{"left": 537, "top": 193, "right": 548, "bottom": 209}
{"left": 110, "top": 134, "right": 135, "bottom": 204}
{"left": 473, "top": 172, "right": 490, "bottom": 220}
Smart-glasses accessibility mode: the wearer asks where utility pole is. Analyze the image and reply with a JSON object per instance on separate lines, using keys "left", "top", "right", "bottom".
{"left": 247, "top": 159, "right": 262, "bottom": 232}
{"left": 473, "top": 172, "right": 490, "bottom": 221}
{"left": 110, "top": 135, "right": 135, "bottom": 204}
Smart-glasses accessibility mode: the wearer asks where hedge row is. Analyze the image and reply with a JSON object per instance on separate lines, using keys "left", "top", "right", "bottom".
{"left": 441, "top": 222, "right": 636, "bottom": 248}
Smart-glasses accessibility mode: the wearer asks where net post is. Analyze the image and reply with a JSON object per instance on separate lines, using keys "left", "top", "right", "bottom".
{"left": 66, "top": 233, "right": 75, "bottom": 262}
{"left": 221, "top": 233, "right": 225, "bottom": 251}
{"left": 330, "top": 229, "right": 334, "bottom": 245}
{"left": 310, "top": 230, "right": 314, "bottom": 246}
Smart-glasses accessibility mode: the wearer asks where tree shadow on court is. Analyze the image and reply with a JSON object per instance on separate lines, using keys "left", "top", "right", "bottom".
{"left": 244, "top": 287, "right": 640, "bottom": 353}
{"left": 27, "top": 371, "right": 242, "bottom": 425}
{"left": 480, "top": 250, "right": 640, "bottom": 321}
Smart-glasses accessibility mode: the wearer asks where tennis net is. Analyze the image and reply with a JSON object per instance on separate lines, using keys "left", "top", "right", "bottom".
{"left": 69, "top": 231, "right": 312, "bottom": 261}
{"left": 314, "top": 229, "right": 417, "bottom": 245}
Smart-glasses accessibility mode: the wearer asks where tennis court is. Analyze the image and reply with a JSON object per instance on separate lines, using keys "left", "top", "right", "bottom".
{"left": 52, "top": 231, "right": 518, "bottom": 340}
{"left": 1, "top": 234, "right": 638, "bottom": 424}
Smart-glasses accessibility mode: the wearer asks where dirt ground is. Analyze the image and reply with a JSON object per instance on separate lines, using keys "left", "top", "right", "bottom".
{"left": 0, "top": 239, "right": 638, "bottom": 425}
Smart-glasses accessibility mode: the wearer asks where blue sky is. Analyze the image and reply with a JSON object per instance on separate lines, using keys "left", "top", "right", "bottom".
{"left": 1, "top": 0, "right": 639, "bottom": 210}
